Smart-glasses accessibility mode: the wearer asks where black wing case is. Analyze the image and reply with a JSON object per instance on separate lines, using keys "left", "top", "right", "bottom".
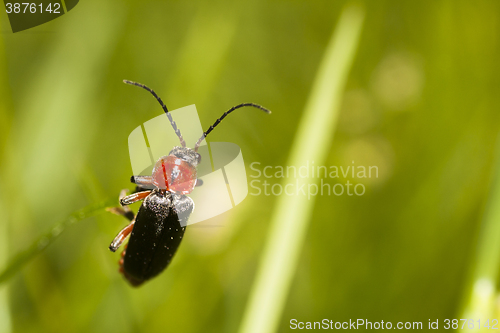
{"left": 123, "top": 191, "right": 193, "bottom": 286}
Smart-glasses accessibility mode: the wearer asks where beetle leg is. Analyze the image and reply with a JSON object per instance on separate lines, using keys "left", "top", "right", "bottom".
{"left": 109, "top": 222, "right": 135, "bottom": 252}
{"left": 130, "top": 175, "right": 154, "bottom": 190}
{"left": 119, "top": 245, "right": 127, "bottom": 272}
{"left": 108, "top": 190, "right": 137, "bottom": 251}
{"left": 106, "top": 190, "right": 135, "bottom": 221}
{"left": 120, "top": 190, "right": 152, "bottom": 206}
{"left": 195, "top": 179, "right": 203, "bottom": 187}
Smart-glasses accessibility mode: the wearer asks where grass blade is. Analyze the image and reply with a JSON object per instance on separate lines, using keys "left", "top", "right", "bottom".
{"left": 0, "top": 198, "right": 116, "bottom": 285}
{"left": 238, "top": 5, "right": 365, "bottom": 333}
{"left": 460, "top": 135, "right": 500, "bottom": 329}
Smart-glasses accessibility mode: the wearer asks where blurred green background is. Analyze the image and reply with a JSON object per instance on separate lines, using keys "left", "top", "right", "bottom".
{"left": 1, "top": 0, "right": 500, "bottom": 332}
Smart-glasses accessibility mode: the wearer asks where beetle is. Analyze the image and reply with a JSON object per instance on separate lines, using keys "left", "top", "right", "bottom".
{"left": 108, "top": 80, "right": 271, "bottom": 286}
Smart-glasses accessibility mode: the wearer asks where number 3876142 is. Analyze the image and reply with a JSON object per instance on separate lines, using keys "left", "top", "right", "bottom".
{"left": 5, "top": 3, "right": 61, "bottom": 14}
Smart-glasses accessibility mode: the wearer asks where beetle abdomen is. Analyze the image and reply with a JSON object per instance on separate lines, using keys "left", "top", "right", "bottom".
{"left": 122, "top": 190, "right": 192, "bottom": 286}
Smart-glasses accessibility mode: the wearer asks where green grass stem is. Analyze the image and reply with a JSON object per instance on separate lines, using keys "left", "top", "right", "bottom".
{"left": 238, "top": 5, "right": 365, "bottom": 333}
{"left": 0, "top": 198, "right": 116, "bottom": 286}
{"left": 460, "top": 135, "right": 500, "bottom": 329}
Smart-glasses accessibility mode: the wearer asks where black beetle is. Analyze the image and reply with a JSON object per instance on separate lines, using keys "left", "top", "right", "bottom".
{"left": 108, "top": 80, "right": 270, "bottom": 286}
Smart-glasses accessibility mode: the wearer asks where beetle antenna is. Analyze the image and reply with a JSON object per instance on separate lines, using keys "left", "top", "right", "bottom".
{"left": 123, "top": 80, "right": 186, "bottom": 147}
{"left": 194, "top": 103, "right": 271, "bottom": 151}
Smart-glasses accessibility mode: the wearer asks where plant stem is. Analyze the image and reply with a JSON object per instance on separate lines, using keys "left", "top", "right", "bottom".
{"left": 238, "top": 5, "right": 365, "bottom": 333}
{"left": 0, "top": 197, "right": 116, "bottom": 285}
{"left": 460, "top": 134, "right": 500, "bottom": 330}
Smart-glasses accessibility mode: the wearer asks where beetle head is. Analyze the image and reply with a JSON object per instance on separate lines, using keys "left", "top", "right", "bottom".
{"left": 168, "top": 146, "right": 201, "bottom": 166}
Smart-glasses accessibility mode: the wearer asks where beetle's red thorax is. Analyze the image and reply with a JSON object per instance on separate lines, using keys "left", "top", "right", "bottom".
{"left": 152, "top": 155, "right": 197, "bottom": 194}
